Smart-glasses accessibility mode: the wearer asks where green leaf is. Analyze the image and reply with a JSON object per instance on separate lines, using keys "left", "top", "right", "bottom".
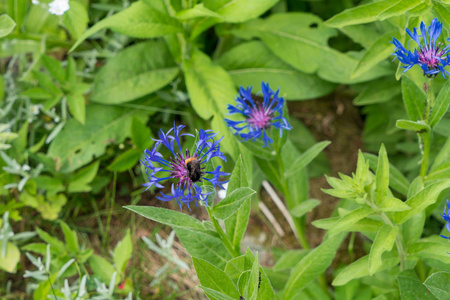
{"left": 174, "top": 227, "right": 231, "bottom": 269}
{"left": 353, "top": 77, "right": 401, "bottom": 106}
{"left": 0, "top": 14, "right": 16, "bottom": 38}
{"left": 89, "top": 254, "right": 117, "bottom": 284}
{"left": 198, "top": 287, "right": 236, "bottom": 300}
{"left": 35, "top": 227, "right": 66, "bottom": 253}
{"left": 47, "top": 100, "right": 151, "bottom": 173}
{"left": 213, "top": 187, "right": 255, "bottom": 220}
{"left": 176, "top": 3, "right": 223, "bottom": 20}
{"left": 394, "top": 179, "right": 450, "bottom": 224}
{"left": 62, "top": 1, "right": 88, "bottom": 39}
{"left": 283, "top": 233, "right": 345, "bottom": 299}
{"left": 41, "top": 55, "right": 66, "bottom": 84}
{"left": 424, "top": 272, "right": 450, "bottom": 300}
{"left": 377, "top": 0, "right": 423, "bottom": 20}
{"left": 430, "top": 77, "right": 450, "bottom": 128}
{"left": 225, "top": 156, "right": 251, "bottom": 251}
{"left": 237, "top": 13, "right": 391, "bottom": 84}
{"left": 374, "top": 144, "right": 389, "bottom": 206}
{"left": 402, "top": 210, "right": 425, "bottom": 247}
{"left": 66, "top": 56, "right": 77, "bottom": 84}
{"left": 273, "top": 250, "right": 309, "bottom": 271}
{"left": 285, "top": 141, "right": 330, "bottom": 177}
{"left": 92, "top": 41, "right": 179, "bottom": 104}
{"left": 107, "top": 148, "right": 141, "bottom": 172}
{"left": 113, "top": 229, "right": 132, "bottom": 274}
{"left": 217, "top": 41, "right": 335, "bottom": 100}
{"left": 0, "top": 242, "right": 20, "bottom": 273}
{"left": 290, "top": 199, "right": 321, "bottom": 218}
{"left": 433, "top": 4, "right": 450, "bottom": 30}
{"left": 67, "top": 161, "right": 99, "bottom": 193}
{"left": 326, "top": 206, "right": 374, "bottom": 238}
{"left": 397, "top": 270, "right": 437, "bottom": 300}
{"left": 33, "top": 176, "right": 64, "bottom": 194}
{"left": 204, "top": 0, "right": 278, "bottom": 23}
{"left": 21, "top": 87, "right": 53, "bottom": 100}
{"left": 351, "top": 31, "right": 399, "bottom": 79}
{"left": 60, "top": 221, "right": 79, "bottom": 254}
{"left": 32, "top": 71, "right": 61, "bottom": 96}
{"left": 332, "top": 254, "right": 399, "bottom": 286}
{"left": 324, "top": 0, "right": 393, "bottom": 28}
{"left": 396, "top": 119, "right": 430, "bottom": 132}
{"left": 430, "top": 137, "right": 450, "bottom": 173}
{"left": 67, "top": 94, "right": 86, "bottom": 125}
{"left": 131, "top": 117, "right": 152, "bottom": 150}
{"left": 125, "top": 205, "right": 204, "bottom": 230}
{"left": 401, "top": 75, "right": 426, "bottom": 122}
{"left": 378, "top": 197, "right": 410, "bottom": 212}
{"left": 368, "top": 224, "right": 398, "bottom": 275}
{"left": 363, "top": 152, "right": 409, "bottom": 196}
{"left": 193, "top": 257, "right": 240, "bottom": 299}
{"left": 70, "top": 1, "right": 183, "bottom": 51}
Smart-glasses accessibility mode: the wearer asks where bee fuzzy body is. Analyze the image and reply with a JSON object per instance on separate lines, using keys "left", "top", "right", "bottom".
{"left": 185, "top": 157, "right": 202, "bottom": 182}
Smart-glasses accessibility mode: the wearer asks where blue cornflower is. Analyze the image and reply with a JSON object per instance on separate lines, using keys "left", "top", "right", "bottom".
{"left": 141, "top": 124, "right": 229, "bottom": 209}
{"left": 441, "top": 199, "right": 450, "bottom": 240}
{"left": 225, "top": 82, "right": 291, "bottom": 146}
{"left": 392, "top": 18, "right": 450, "bottom": 77}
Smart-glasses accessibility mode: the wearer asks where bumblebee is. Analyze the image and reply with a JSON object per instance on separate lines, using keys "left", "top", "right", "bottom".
{"left": 185, "top": 157, "right": 202, "bottom": 182}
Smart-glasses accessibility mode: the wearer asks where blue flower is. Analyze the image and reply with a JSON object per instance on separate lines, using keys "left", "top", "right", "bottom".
{"left": 392, "top": 18, "right": 450, "bottom": 77}
{"left": 441, "top": 199, "right": 450, "bottom": 240}
{"left": 141, "top": 124, "right": 229, "bottom": 209}
{"left": 225, "top": 82, "right": 292, "bottom": 147}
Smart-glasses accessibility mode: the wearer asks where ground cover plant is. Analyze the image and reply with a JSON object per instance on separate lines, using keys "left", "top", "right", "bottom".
{"left": 1, "top": 0, "right": 450, "bottom": 299}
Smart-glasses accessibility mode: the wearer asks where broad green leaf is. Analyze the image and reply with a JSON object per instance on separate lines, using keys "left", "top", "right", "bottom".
{"left": 67, "top": 161, "right": 99, "bottom": 193}
{"left": 60, "top": 221, "right": 79, "bottom": 254}
{"left": 368, "top": 224, "right": 398, "bottom": 275}
{"left": 204, "top": 0, "right": 278, "bottom": 23}
{"left": 325, "top": 0, "right": 393, "bottom": 28}
{"left": 113, "top": 229, "right": 132, "bottom": 274}
{"left": 237, "top": 13, "right": 391, "bottom": 84}
{"left": 377, "top": 0, "right": 423, "bottom": 20}
{"left": 33, "top": 176, "right": 64, "bottom": 194}
{"left": 332, "top": 254, "right": 399, "bottom": 286}
{"left": 430, "top": 77, "right": 450, "bottom": 128}
{"left": 92, "top": 41, "right": 179, "bottom": 104}
{"left": 217, "top": 41, "right": 335, "bottom": 100}
{"left": 174, "top": 227, "right": 231, "bottom": 269}
{"left": 424, "top": 271, "right": 450, "bottom": 300}
{"left": 374, "top": 144, "right": 389, "bottom": 206}
{"left": 67, "top": 94, "right": 86, "bottom": 125}
{"left": 273, "top": 250, "right": 309, "bottom": 271}
{"left": 107, "top": 148, "right": 141, "bottom": 172}
{"left": 240, "top": 140, "right": 276, "bottom": 160}
{"left": 394, "top": 179, "right": 450, "bottom": 224}
{"left": 21, "top": 191, "right": 67, "bottom": 221}
{"left": 363, "top": 153, "right": 409, "bottom": 196}
{"left": 430, "top": 137, "right": 450, "bottom": 172}
{"left": 35, "top": 227, "right": 66, "bottom": 253}
{"left": 397, "top": 270, "right": 436, "bottom": 300}
{"left": 89, "top": 254, "right": 117, "bottom": 284}
{"left": 283, "top": 233, "right": 345, "bottom": 299}
{"left": 401, "top": 76, "right": 426, "bottom": 122}
{"left": 285, "top": 141, "right": 330, "bottom": 177}
{"left": 225, "top": 255, "right": 251, "bottom": 280}
{"left": 378, "top": 197, "right": 410, "bottom": 212}
{"left": 193, "top": 257, "right": 240, "bottom": 299}
{"left": 433, "top": 4, "right": 450, "bottom": 30}
{"left": 339, "top": 24, "right": 381, "bottom": 49}
{"left": 351, "top": 31, "right": 399, "bottom": 79}
{"left": 212, "top": 187, "right": 256, "bottom": 220}
{"left": 0, "top": 242, "right": 20, "bottom": 273}
{"left": 409, "top": 238, "right": 450, "bottom": 264}
{"left": 47, "top": 100, "right": 151, "bottom": 173}
{"left": 402, "top": 210, "right": 425, "bottom": 247}
{"left": 198, "top": 287, "right": 236, "bottom": 300}
{"left": 353, "top": 77, "right": 401, "bottom": 106}
{"left": 427, "top": 161, "right": 450, "bottom": 181}
{"left": 246, "top": 253, "right": 259, "bottom": 300}
{"left": 130, "top": 117, "right": 152, "bottom": 150}
{"left": 313, "top": 217, "right": 383, "bottom": 233}
{"left": 70, "top": 1, "right": 183, "bottom": 51}
{"left": 124, "top": 205, "right": 204, "bottom": 230}
{"left": 396, "top": 119, "right": 430, "bottom": 132}
{"left": 41, "top": 55, "right": 66, "bottom": 84}
{"left": 225, "top": 156, "right": 251, "bottom": 251}
{"left": 62, "top": 1, "right": 88, "bottom": 39}
{"left": 0, "top": 14, "right": 15, "bottom": 38}
{"left": 290, "top": 199, "right": 321, "bottom": 218}
{"left": 326, "top": 206, "right": 374, "bottom": 238}
{"left": 32, "top": 71, "right": 61, "bottom": 96}
{"left": 176, "top": 4, "right": 223, "bottom": 20}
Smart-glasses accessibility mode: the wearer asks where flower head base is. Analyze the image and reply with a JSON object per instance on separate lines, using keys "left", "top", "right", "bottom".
{"left": 392, "top": 18, "right": 450, "bottom": 78}
{"left": 225, "top": 82, "right": 291, "bottom": 147}
{"left": 48, "top": 0, "right": 70, "bottom": 15}
{"left": 141, "top": 124, "right": 229, "bottom": 209}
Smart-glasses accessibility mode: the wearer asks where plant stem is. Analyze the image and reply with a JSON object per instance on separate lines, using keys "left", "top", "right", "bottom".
{"left": 206, "top": 207, "right": 240, "bottom": 258}
{"left": 103, "top": 171, "right": 117, "bottom": 249}
{"left": 420, "top": 78, "right": 434, "bottom": 178}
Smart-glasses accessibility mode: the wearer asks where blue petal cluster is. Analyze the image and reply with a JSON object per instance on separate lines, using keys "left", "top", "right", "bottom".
{"left": 225, "top": 82, "right": 292, "bottom": 146}
{"left": 392, "top": 18, "right": 450, "bottom": 77}
{"left": 441, "top": 199, "right": 450, "bottom": 240}
{"left": 141, "top": 124, "right": 229, "bottom": 209}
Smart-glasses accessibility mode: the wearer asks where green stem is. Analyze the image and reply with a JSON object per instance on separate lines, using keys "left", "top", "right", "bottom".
{"left": 206, "top": 207, "right": 240, "bottom": 258}
{"left": 420, "top": 78, "right": 434, "bottom": 178}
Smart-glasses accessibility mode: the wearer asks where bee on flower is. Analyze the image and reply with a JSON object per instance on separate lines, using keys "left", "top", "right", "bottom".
{"left": 141, "top": 124, "right": 229, "bottom": 209}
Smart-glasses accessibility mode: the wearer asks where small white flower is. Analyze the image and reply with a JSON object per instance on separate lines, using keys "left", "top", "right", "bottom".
{"left": 31, "top": 0, "right": 40, "bottom": 5}
{"left": 54, "top": 116, "right": 60, "bottom": 123}
{"left": 22, "top": 165, "right": 31, "bottom": 172}
{"left": 218, "top": 182, "right": 229, "bottom": 200}
{"left": 30, "top": 105, "right": 40, "bottom": 115}
{"left": 48, "top": 0, "right": 70, "bottom": 15}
